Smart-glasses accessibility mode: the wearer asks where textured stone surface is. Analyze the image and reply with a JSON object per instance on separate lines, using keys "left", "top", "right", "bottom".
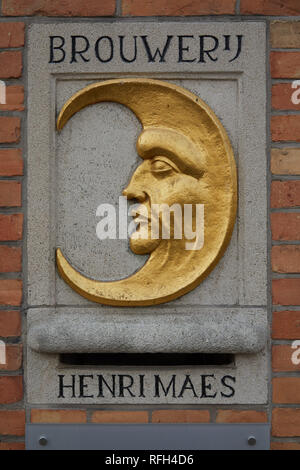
{"left": 27, "top": 309, "right": 268, "bottom": 405}
{"left": 28, "top": 309, "right": 267, "bottom": 354}
{"left": 27, "top": 22, "right": 267, "bottom": 308}
{"left": 55, "top": 77, "right": 239, "bottom": 306}
{"left": 27, "top": 22, "right": 267, "bottom": 405}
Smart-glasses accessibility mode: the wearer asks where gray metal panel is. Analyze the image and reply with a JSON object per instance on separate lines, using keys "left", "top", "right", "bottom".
{"left": 26, "top": 423, "right": 270, "bottom": 450}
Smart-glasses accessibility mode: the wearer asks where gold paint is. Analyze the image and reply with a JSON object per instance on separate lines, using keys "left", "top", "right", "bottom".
{"left": 56, "top": 78, "right": 237, "bottom": 306}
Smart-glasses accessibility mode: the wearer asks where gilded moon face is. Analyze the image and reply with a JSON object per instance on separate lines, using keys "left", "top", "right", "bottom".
{"left": 123, "top": 128, "right": 206, "bottom": 256}
{"left": 56, "top": 78, "right": 237, "bottom": 306}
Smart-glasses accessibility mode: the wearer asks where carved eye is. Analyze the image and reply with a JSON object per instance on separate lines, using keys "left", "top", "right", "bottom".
{"left": 151, "top": 157, "right": 178, "bottom": 175}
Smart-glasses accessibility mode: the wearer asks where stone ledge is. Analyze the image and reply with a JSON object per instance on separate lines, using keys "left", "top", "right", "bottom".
{"left": 28, "top": 308, "right": 267, "bottom": 354}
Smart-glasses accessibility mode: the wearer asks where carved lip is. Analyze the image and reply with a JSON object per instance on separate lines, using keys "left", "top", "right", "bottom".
{"left": 131, "top": 206, "right": 150, "bottom": 223}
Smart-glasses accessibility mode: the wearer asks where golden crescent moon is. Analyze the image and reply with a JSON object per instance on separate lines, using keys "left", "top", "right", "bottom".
{"left": 56, "top": 78, "right": 237, "bottom": 306}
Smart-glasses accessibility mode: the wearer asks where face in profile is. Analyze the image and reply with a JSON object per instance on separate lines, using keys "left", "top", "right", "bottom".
{"left": 122, "top": 128, "right": 206, "bottom": 255}
{"left": 55, "top": 78, "right": 236, "bottom": 307}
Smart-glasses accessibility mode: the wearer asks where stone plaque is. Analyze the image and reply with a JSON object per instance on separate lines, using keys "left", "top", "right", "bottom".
{"left": 27, "top": 22, "right": 267, "bottom": 404}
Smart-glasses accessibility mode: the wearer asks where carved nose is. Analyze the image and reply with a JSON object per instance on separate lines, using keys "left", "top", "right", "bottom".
{"left": 123, "top": 186, "right": 147, "bottom": 202}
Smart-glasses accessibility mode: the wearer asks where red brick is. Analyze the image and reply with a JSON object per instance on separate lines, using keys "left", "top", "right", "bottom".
{"left": 0, "top": 214, "right": 23, "bottom": 241}
{"left": 122, "top": 0, "right": 235, "bottom": 16}
{"left": 272, "top": 245, "right": 300, "bottom": 273}
{"left": 272, "top": 311, "right": 300, "bottom": 339}
{"left": 0, "top": 51, "right": 22, "bottom": 78}
{"left": 273, "top": 408, "right": 300, "bottom": 436}
{"left": 0, "top": 344, "right": 22, "bottom": 371}
{"left": 273, "top": 278, "right": 300, "bottom": 305}
{"left": 272, "top": 345, "right": 300, "bottom": 372}
{"left": 271, "top": 52, "right": 300, "bottom": 79}
{"left": 0, "top": 375, "right": 22, "bottom": 404}
{"left": 271, "top": 441, "right": 300, "bottom": 450}
{"left": 0, "top": 442, "right": 25, "bottom": 450}
{"left": 271, "top": 181, "right": 300, "bottom": 208}
{"left": 271, "top": 116, "right": 300, "bottom": 142}
{"left": 271, "top": 212, "right": 300, "bottom": 241}
{"left": 0, "top": 22, "right": 24, "bottom": 48}
{"left": 31, "top": 409, "right": 87, "bottom": 423}
{"left": 271, "top": 148, "right": 300, "bottom": 175}
{"left": 0, "top": 181, "right": 21, "bottom": 207}
{"left": 0, "top": 117, "right": 20, "bottom": 144}
{"left": 152, "top": 410, "right": 210, "bottom": 423}
{"left": 0, "top": 149, "right": 23, "bottom": 177}
{"left": 0, "top": 85, "right": 24, "bottom": 112}
{"left": 272, "top": 84, "right": 300, "bottom": 111}
{"left": 0, "top": 410, "right": 25, "bottom": 435}
{"left": 216, "top": 410, "right": 267, "bottom": 423}
{"left": 2, "top": 0, "right": 115, "bottom": 16}
{"left": 0, "top": 310, "right": 21, "bottom": 337}
{"left": 241, "top": 0, "right": 300, "bottom": 15}
{"left": 271, "top": 21, "right": 300, "bottom": 48}
{"left": 91, "top": 411, "right": 148, "bottom": 423}
{"left": 273, "top": 377, "right": 300, "bottom": 403}
{"left": 0, "top": 246, "right": 21, "bottom": 273}
{"left": 0, "top": 279, "right": 22, "bottom": 306}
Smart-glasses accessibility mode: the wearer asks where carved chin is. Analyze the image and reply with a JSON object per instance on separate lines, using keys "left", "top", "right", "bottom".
{"left": 129, "top": 235, "right": 160, "bottom": 255}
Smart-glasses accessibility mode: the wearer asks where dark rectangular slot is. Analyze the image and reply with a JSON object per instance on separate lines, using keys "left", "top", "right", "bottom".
{"left": 60, "top": 353, "right": 234, "bottom": 367}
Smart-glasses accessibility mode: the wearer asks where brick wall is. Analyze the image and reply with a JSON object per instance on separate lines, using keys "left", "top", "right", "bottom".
{"left": 0, "top": 0, "right": 300, "bottom": 451}
{"left": 0, "top": 20, "right": 24, "bottom": 450}
{"left": 269, "top": 15, "right": 300, "bottom": 450}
